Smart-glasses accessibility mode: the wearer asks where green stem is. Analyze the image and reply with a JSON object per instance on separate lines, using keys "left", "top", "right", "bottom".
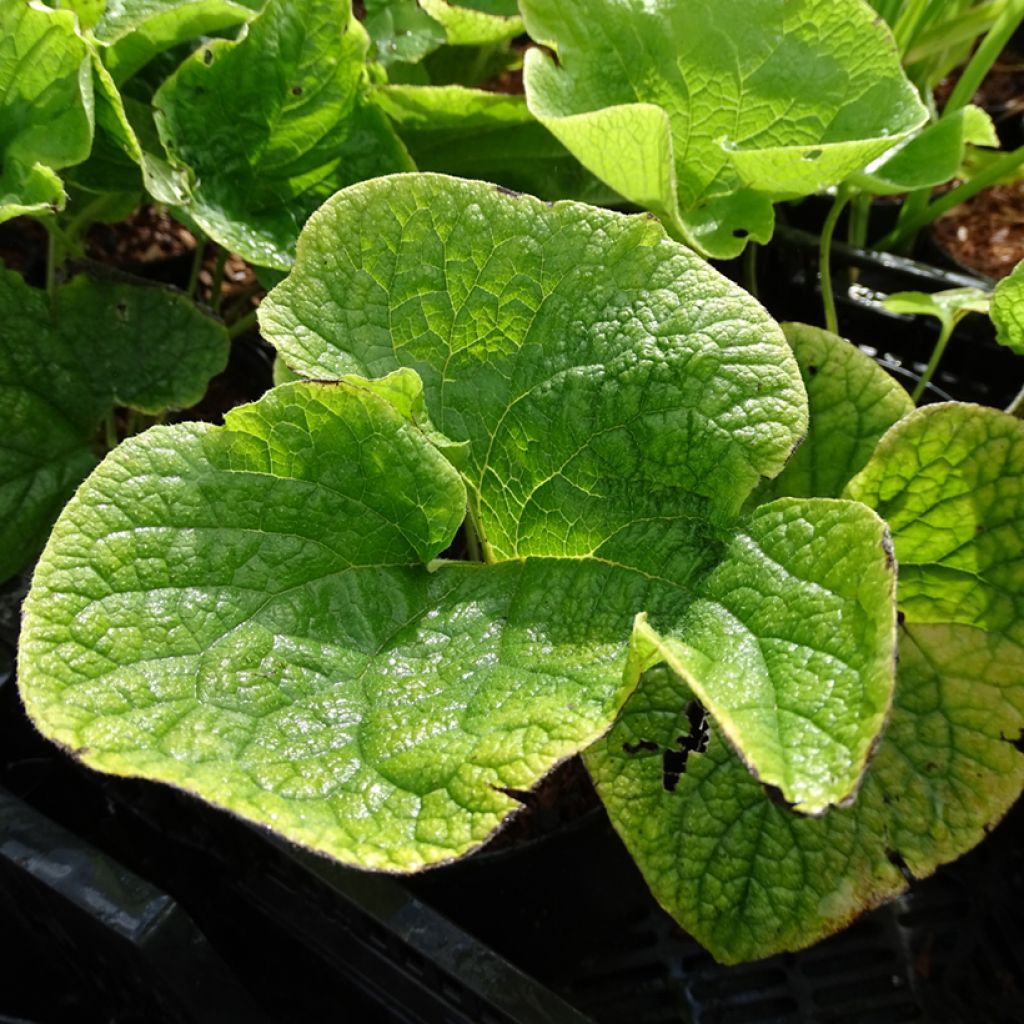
{"left": 210, "top": 246, "right": 229, "bottom": 313}
{"left": 911, "top": 316, "right": 956, "bottom": 403}
{"left": 187, "top": 237, "right": 207, "bottom": 298}
{"left": 61, "top": 192, "right": 122, "bottom": 250}
{"left": 1006, "top": 383, "right": 1024, "bottom": 417}
{"left": 227, "top": 308, "right": 259, "bottom": 339}
{"left": 464, "top": 513, "right": 482, "bottom": 563}
{"left": 877, "top": 142, "right": 1024, "bottom": 251}
{"left": 945, "top": 0, "right": 1024, "bottom": 114}
{"left": 46, "top": 228, "right": 59, "bottom": 301}
{"left": 743, "top": 242, "right": 759, "bottom": 299}
{"left": 847, "top": 192, "right": 871, "bottom": 250}
{"left": 42, "top": 217, "right": 73, "bottom": 301}
{"left": 820, "top": 188, "right": 852, "bottom": 335}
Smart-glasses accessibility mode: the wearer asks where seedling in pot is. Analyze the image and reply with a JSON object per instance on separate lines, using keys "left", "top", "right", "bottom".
{"left": 17, "top": 175, "right": 1024, "bottom": 964}
{"left": 880, "top": 255, "right": 1024, "bottom": 405}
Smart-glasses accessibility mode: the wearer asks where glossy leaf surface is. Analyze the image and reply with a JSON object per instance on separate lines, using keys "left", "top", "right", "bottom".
{"left": 21, "top": 175, "right": 897, "bottom": 888}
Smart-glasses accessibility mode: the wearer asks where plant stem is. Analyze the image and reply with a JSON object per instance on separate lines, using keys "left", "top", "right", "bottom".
{"left": 743, "top": 242, "right": 759, "bottom": 299}
{"left": 187, "top": 237, "right": 207, "bottom": 298}
{"left": 1006, "top": 383, "right": 1024, "bottom": 417}
{"left": 210, "top": 247, "right": 229, "bottom": 313}
{"left": 464, "top": 513, "right": 483, "bottom": 563}
{"left": 43, "top": 218, "right": 67, "bottom": 302}
{"left": 911, "top": 316, "right": 956, "bottom": 403}
{"left": 227, "top": 308, "right": 259, "bottom": 338}
{"left": 877, "top": 142, "right": 1024, "bottom": 251}
{"left": 104, "top": 412, "right": 119, "bottom": 452}
{"left": 820, "top": 188, "right": 852, "bottom": 335}
{"left": 847, "top": 192, "right": 870, "bottom": 250}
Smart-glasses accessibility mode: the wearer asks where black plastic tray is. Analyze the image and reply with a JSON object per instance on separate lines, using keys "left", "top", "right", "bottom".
{"left": 756, "top": 225, "right": 1024, "bottom": 410}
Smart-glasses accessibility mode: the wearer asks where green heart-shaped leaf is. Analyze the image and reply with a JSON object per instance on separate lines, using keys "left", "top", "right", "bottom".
{"left": 19, "top": 175, "right": 898, "bottom": 883}
{"left": 520, "top": 0, "right": 926, "bottom": 257}
{"left": 589, "top": 620, "right": 1024, "bottom": 963}
{"left": 846, "top": 403, "right": 1024, "bottom": 641}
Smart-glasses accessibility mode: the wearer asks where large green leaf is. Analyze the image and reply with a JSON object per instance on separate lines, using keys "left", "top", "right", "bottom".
{"left": 520, "top": 0, "right": 926, "bottom": 257}
{"left": 628, "top": 497, "right": 897, "bottom": 815}
{"left": 588, "top": 620, "right": 1024, "bottom": 963}
{"left": 91, "top": 0, "right": 258, "bottom": 84}
{"left": 0, "top": 269, "right": 228, "bottom": 581}
{"left": 261, "top": 175, "right": 807, "bottom": 549}
{"left": 371, "top": 84, "right": 620, "bottom": 203}
{"left": 153, "top": 0, "right": 412, "bottom": 269}
{"left": 19, "top": 377, "right": 652, "bottom": 869}
{"left": 0, "top": 1, "right": 94, "bottom": 223}
{"left": 19, "top": 174, "right": 899, "bottom": 883}
{"left": 757, "top": 323, "right": 914, "bottom": 503}
{"left": 260, "top": 175, "right": 897, "bottom": 810}
{"left": 846, "top": 404, "right": 1024, "bottom": 642}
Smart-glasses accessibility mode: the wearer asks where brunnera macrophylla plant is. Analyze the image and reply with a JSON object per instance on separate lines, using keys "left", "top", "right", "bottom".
{"left": 17, "top": 176, "right": 1024, "bottom": 964}
{"left": 519, "top": 0, "right": 929, "bottom": 259}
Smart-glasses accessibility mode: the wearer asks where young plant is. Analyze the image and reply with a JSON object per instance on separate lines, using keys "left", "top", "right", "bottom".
{"left": 880, "top": 255, "right": 1024, "bottom": 403}
{"left": 18, "top": 174, "right": 1023, "bottom": 963}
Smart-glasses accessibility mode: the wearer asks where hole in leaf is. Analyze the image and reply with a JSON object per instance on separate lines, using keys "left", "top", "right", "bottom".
{"left": 731, "top": 228, "right": 749, "bottom": 239}
{"left": 661, "top": 700, "right": 709, "bottom": 791}
{"left": 202, "top": 49, "right": 213, "bottom": 65}
{"left": 291, "top": 86, "right": 303, "bottom": 96}
{"left": 803, "top": 148, "right": 823, "bottom": 161}
{"left": 1001, "top": 730, "right": 1024, "bottom": 754}
{"left": 622, "top": 739, "right": 659, "bottom": 755}
{"left": 806, "top": 364, "right": 818, "bottom": 376}
{"left": 886, "top": 847, "right": 916, "bottom": 883}
{"left": 762, "top": 783, "right": 796, "bottom": 810}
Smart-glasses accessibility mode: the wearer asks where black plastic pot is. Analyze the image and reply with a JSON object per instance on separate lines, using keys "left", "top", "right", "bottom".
{"left": 755, "top": 224, "right": 1023, "bottom": 410}
{"left": 3, "top": 560, "right": 1024, "bottom": 1023}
